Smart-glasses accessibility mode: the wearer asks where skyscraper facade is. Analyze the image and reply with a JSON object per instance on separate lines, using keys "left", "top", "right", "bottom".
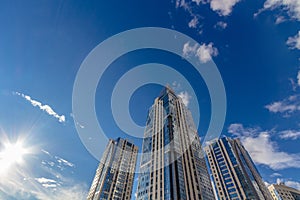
{"left": 87, "top": 138, "right": 138, "bottom": 200}
{"left": 268, "top": 183, "right": 300, "bottom": 200}
{"left": 136, "top": 86, "right": 215, "bottom": 200}
{"left": 205, "top": 137, "right": 272, "bottom": 200}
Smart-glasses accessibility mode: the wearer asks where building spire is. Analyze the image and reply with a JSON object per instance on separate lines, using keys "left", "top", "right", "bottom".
{"left": 159, "top": 84, "right": 176, "bottom": 97}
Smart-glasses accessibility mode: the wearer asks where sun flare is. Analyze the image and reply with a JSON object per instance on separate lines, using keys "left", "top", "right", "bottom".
{"left": 0, "top": 140, "right": 30, "bottom": 174}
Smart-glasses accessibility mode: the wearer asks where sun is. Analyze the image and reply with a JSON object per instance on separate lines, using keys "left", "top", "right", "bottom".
{"left": 0, "top": 140, "right": 30, "bottom": 174}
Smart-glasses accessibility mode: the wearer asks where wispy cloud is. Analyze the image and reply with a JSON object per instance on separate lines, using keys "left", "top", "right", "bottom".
{"left": 255, "top": 0, "right": 300, "bottom": 21}
{"left": 55, "top": 156, "right": 75, "bottom": 168}
{"left": 214, "top": 21, "right": 227, "bottom": 30}
{"left": 289, "top": 78, "right": 297, "bottom": 91}
{"left": 70, "top": 113, "right": 85, "bottom": 129}
{"left": 276, "top": 178, "right": 300, "bottom": 190}
{"left": 0, "top": 149, "right": 87, "bottom": 200}
{"left": 171, "top": 82, "right": 192, "bottom": 107}
{"left": 210, "top": 0, "right": 240, "bottom": 16}
{"left": 175, "top": 0, "right": 203, "bottom": 32}
{"left": 41, "top": 149, "right": 75, "bottom": 170}
{"left": 14, "top": 92, "right": 65, "bottom": 123}
{"left": 279, "top": 130, "right": 300, "bottom": 140}
{"left": 287, "top": 31, "right": 300, "bottom": 50}
{"left": 285, "top": 180, "right": 300, "bottom": 190}
{"left": 183, "top": 42, "right": 198, "bottom": 58}
{"left": 176, "top": 0, "right": 238, "bottom": 30}
{"left": 275, "top": 15, "right": 286, "bottom": 24}
{"left": 228, "top": 123, "right": 300, "bottom": 170}
{"left": 41, "top": 149, "right": 51, "bottom": 156}
{"left": 297, "top": 70, "right": 300, "bottom": 86}
{"left": 171, "top": 81, "right": 182, "bottom": 91}
{"left": 183, "top": 42, "right": 218, "bottom": 63}
{"left": 270, "top": 172, "right": 282, "bottom": 177}
{"left": 265, "top": 101, "right": 297, "bottom": 113}
{"left": 228, "top": 123, "right": 257, "bottom": 137}
{"left": 35, "top": 177, "right": 58, "bottom": 188}
{"left": 35, "top": 177, "right": 57, "bottom": 184}
{"left": 188, "top": 16, "right": 199, "bottom": 28}
{"left": 196, "top": 43, "right": 219, "bottom": 63}
{"left": 265, "top": 95, "right": 300, "bottom": 116}
{"left": 192, "top": 0, "right": 201, "bottom": 5}
{"left": 178, "top": 91, "right": 192, "bottom": 107}
{"left": 178, "top": 0, "right": 240, "bottom": 16}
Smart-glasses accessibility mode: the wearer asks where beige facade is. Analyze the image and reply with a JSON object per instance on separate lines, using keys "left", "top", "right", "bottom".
{"left": 268, "top": 183, "right": 300, "bottom": 200}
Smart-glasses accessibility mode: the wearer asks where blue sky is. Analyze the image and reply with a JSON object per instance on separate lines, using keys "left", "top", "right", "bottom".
{"left": 0, "top": 0, "right": 300, "bottom": 199}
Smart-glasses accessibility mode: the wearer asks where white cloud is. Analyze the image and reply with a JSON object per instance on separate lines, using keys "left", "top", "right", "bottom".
{"left": 286, "top": 72, "right": 300, "bottom": 98}
{"left": 192, "top": 0, "right": 202, "bottom": 5}
{"left": 171, "top": 83, "right": 192, "bottom": 107}
{"left": 279, "top": 130, "right": 300, "bottom": 140}
{"left": 175, "top": 0, "right": 204, "bottom": 30}
{"left": 55, "top": 156, "right": 75, "bottom": 168}
{"left": 285, "top": 180, "right": 300, "bottom": 190}
{"left": 70, "top": 113, "right": 85, "bottom": 129}
{"left": 210, "top": 0, "right": 241, "bottom": 16}
{"left": 275, "top": 178, "right": 300, "bottom": 190}
{"left": 297, "top": 70, "right": 300, "bottom": 86}
{"left": 228, "top": 123, "right": 257, "bottom": 137}
{"left": 188, "top": 16, "right": 199, "bottom": 28}
{"left": 264, "top": 181, "right": 271, "bottom": 187}
{"left": 265, "top": 95, "right": 300, "bottom": 116}
{"left": 41, "top": 149, "right": 75, "bottom": 170}
{"left": 276, "top": 178, "right": 284, "bottom": 184}
{"left": 265, "top": 101, "right": 297, "bottom": 113}
{"left": 228, "top": 124, "right": 300, "bottom": 170}
{"left": 176, "top": 0, "right": 241, "bottom": 16}
{"left": 176, "top": 0, "right": 191, "bottom": 10}
{"left": 183, "top": 42, "right": 198, "bottom": 57}
{"left": 196, "top": 43, "right": 218, "bottom": 63}
{"left": 172, "top": 81, "right": 182, "bottom": 91}
{"left": 35, "top": 177, "right": 58, "bottom": 189}
{"left": 41, "top": 149, "right": 51, "bottom": 156}
{"left": 182, "top": 42, "right": 218, "bottom": 63}
{"left": 175, "top": 0, "right": 239, "bottom": 30}
{"left": 0, "top": 148, "right": 87, "bottom": 200}
{"left": 275, "top": 15, "right": 286, "bottom": 24}
{"left": 42, "top": 184, "right": 57, "bottom": 188}
{"left": 214, "top": 21, "right": 228, "bottom": 29}
{"left": 178, "top": 91, "right": 192, "bottom": 106}
{"left": 287, "top": 31, "right": 300, "bottom": 50}
{"left": 257, "top": 0, "right": 300, "bottom": 21}
{"left": 78, "top": 123, "right": 85, "bottom": 128}
{"left": 289, "top": 78, "right": 297, "bottom": 91}
{"left": 270, "top": 172, "right": 282, "bottom": 177}
{"left": 15, "top": 92, "right": 65, "bottom": 123}
{"left": 35, "top": 177, "right": 57, "bottom": 184}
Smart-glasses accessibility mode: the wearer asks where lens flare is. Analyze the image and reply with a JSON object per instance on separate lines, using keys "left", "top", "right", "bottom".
{"left": 0, "top": 140, "right": 30, "bottom": 174}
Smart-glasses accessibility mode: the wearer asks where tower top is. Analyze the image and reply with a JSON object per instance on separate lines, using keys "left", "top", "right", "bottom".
{"left": 159, "top": 84, "right": 176, "bottom": 97}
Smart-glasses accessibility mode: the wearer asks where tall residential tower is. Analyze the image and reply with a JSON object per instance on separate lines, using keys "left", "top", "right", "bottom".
{"left": 136, "top": 86, "right": 215, "bottom": 200}
{"left": 87, "top": 138, "right": 138, "bottom": 200}
{"left": 205, "top": 137, "right": 272, "bottom": 200}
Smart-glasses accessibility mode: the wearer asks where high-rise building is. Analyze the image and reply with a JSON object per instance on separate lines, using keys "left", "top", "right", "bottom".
{"left": 136, "top": 86, "right": 215, "bottom": 200}
{"left": 87, "top": 137, "right": 138, "bottom": 200}
{"left": 205, "top": 137, "right": 272, "bottom": 200}
{"left": 268, "top": 183, "right": 300, "bottom": 200}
